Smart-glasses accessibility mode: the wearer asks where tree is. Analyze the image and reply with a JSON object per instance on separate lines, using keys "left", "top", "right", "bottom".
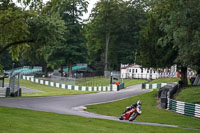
{"left": 0, "top": 0, "right": 33, "bottom": 59}
{"left": 138, "top": 11, "right": 177, "bottom": 69}
{"left": 46, "top": 0, "right": 88, "bottom": 77}
{"left": 86, "top": 0, "right": 122, "bottom": 73}
{"left": 22, "top": 12, "right": 66, "bottom": 76}
{"left": 0, "top": 49, "right": 12, "bottom": 71}
{"left": 159, "top": 0, "right": 200, "bottom": 86}
{"left": 85, "top": 0, "right": 147, "bottom": 73}
{"left": 139, "top": 0, "right": 200, "bottom": 87}
{"left": 110, "top": 0, "right": 147, "bottom": 69}
{"left": 0, "top": 0, "right": 66, "bottom": 75}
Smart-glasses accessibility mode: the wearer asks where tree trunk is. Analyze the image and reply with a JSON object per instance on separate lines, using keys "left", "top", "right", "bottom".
{"left": 197, "top": 70, "right": 200, "bottom": 75}
{"left": 104, "top": 31, "right": 110, "bottom": 73}
{"left": 67, "top": 60, "right": 72, "bottom": 78}
{"left": 180, "top": 66, "right": 188, "bottom": 87}
{"left": 42, "top": 64, "right": 48, "bottom": 77}
{"left": 60, "top": 66, "right": 64, "bottom": 77}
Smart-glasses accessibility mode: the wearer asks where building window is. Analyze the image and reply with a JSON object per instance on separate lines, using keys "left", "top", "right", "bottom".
{"left": 136, "top": 69, "right": 137, "bottom": 73}
{"left": 133, "top": 69, "right": 134, "bottom": 73}
{"left": 141, "top": 68, "right": 143, "bottom": 73}
{"left": 147, "top": 70, "right": 149, "bottom": 73}
{"left": 129, "top": 69, "right": 131, "bottom": 73}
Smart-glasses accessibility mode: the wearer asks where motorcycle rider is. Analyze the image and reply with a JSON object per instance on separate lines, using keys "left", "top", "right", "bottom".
{"left": 122, "top": 100, "right": 142, "bottom": 114}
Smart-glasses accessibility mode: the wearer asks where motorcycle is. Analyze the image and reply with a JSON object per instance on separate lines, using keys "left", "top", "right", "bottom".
{"left": 119, "top": 105, "right": 142, "bottom": 121}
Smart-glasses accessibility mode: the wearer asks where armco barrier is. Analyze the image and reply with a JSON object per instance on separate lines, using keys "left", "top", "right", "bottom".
{"left": 0, "top": 87, "right": 10, "bottom": 97}
{"left": 22, "top": 76, "right": 118, "bottom": 92}
{"left": 143, "top": 82, "right": 199, "bottom": 119}
{"left": 142, "top": 83, "right": 168, "bottom": 89}
{"left": 167, "top": 99, "right": 200, "bottom": 118}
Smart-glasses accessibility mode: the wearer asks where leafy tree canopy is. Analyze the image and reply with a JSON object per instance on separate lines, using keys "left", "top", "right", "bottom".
{"left": 0, "top": 0, "right": 66, "bottom": 72}
{"left": 85, "top": 0, "right": 147, "bottom": 71}
{"left": 138, "top": 0, "right": 200, "bottom": 87}
{"left": 42, "top": 0, "right": 88, "bottom": 77}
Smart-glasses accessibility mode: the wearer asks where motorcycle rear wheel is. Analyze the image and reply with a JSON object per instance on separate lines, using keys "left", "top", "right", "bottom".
{"left": 129, "top": 113, "right": 137, "bottom": 121}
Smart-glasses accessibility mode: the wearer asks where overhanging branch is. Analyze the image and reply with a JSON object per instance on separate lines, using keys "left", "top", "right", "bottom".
{"left": 0, "top": 40, "right": 34, "bottom": 55}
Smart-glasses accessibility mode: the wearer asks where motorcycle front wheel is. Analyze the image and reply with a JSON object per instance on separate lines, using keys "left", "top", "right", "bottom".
{"left": 119, "top": 114, "right": 124, "bottom": 120}
{"left": 129, "top": 113, "right": 137, "bottom": 121}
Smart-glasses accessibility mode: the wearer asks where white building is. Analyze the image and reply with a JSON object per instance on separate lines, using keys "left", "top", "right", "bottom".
{"left": 121, "top": 64, "right": 195, "bottom": 80}
{"left": 121, "top": 64, "right": 160, "bottom": 79}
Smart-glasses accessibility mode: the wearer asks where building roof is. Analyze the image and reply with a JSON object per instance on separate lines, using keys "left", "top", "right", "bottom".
{"left": 121, "top": 64, "right": 142, "bottom": 69}
{"left": 64, "top": 65, "right": 87, "bottom": 72}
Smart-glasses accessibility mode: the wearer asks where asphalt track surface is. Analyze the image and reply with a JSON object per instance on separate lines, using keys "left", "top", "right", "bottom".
{"left": 0, "top": 84, "right": 199, "bottom": 131}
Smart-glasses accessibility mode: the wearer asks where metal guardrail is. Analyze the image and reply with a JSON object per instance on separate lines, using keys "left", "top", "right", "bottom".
{"left": 0, "top": 87, "right": 10, "bottom": 97}
{"left": 167, "top": 99, "right": 200, "bottom": 118}
{"left": 142, "top": 82, "right": 200, "bottom": 119}
{"left": 142, "top": 83, "right": 168, "bottom": 89}
{"left": 23, "top": 76, "right": 114, "bottom": 92}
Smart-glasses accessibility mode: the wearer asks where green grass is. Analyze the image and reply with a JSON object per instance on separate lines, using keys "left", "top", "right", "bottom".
{"left": 148, "top": 78, "right": 180, "bottom": 84}
{"left": 75, "top": 77, "right": 110, "bottom": 86}
{"left": 0, "top": 106, "right": 198, "bottom": 133}
{"left": 38, "top": 76, "right": 110, "bottom": 87}
{"left": 38, "top": 77, "right": 147, "bottom": 87}
{"left": 176, "top": 86, "right": 200, "bottom": 103}
{"left": 5, "top": 79, "right": 94, "bottom": 97}
{"left": 123, "top": 79, "right": 147, "bottom": 88}
{"left": 4, "top": 77, "right": 146, "bottom": 97}
{"left": 76, "top": 77, "right": 147, "bottom": 87}
{"left": 86, "top": 90, "right": 200, "bottom": 129}
{"left": 21, "top": 76, "right": 146, "bottom": 88}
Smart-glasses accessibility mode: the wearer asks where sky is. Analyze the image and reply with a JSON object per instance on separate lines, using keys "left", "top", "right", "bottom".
{"left": 83, "top": 0, "right": 99, "bottom": 19}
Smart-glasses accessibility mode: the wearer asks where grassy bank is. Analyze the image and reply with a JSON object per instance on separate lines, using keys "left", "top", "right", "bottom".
{"left": 5, "top": 79, "right": 94, "bottom": 97}
{"left": 38, "top": 77, "right": 147, "bottom": 87}
{"left": 123, "top": 79, "right": 147, "bottom": 88}
{"left": 86, "top": 90, "right": 200, "bottom": 129}
{"left": 148, "top": 78, "right": 180, "bottom": 84}
{"left": 147, "top": 78, "right": 198, "bottom": 103}
{"left": 0, "top": 106, "right": 198, "bottom": 133}
{"left": 176, "top": 86, "right": 200, "bottom": 103}
{"left": 75, "top": 77, "right": 110, "bottom": 86}
{"left": 75, "top": 78, "right": 147, "bottom": 87}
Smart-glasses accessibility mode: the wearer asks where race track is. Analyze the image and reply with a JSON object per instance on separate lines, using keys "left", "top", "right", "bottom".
{"left": 0, "top": 84, "right": 199, "bottom": 131}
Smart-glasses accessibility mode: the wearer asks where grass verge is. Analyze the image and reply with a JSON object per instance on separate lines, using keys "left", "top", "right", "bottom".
{"left": 75, "top": 77, "right": 110, "bottom": 86}
{"left": 86, "top": 90, "right": 200, "bottom": 129}
{"left": 123, "top": 79, "right": 147, "bottom": 88}
{"left": 148, "top": 78, "right": 180, "bottom": 84}
{"left": 0, "top": 106, "right": 198, "bottom": 133}
{"left": 176, "top": 86, "right": 200, "bottom": 103}
{"left": 75, "top": 78, "right": 147, "bottom": 87}
{"left": 5, "top": 79, "right": 94, "bottom": 97}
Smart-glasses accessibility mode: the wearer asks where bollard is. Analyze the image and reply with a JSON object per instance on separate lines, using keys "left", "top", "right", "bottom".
{"left": 6, "top": 88, "right": 10, "bottom": 97}
{"left": 117, "top": 85, "right": 119, "bottom": 91}
{"left": 142, "top": 83, "right": 146, "bottom": 89}
{"left": 19, "top": 88, "right": 22, "bottom": 96}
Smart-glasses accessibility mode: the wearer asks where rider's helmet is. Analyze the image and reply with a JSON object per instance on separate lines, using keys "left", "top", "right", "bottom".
{"left": 137, "top": 100, "right": 142, "bottom": 106}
